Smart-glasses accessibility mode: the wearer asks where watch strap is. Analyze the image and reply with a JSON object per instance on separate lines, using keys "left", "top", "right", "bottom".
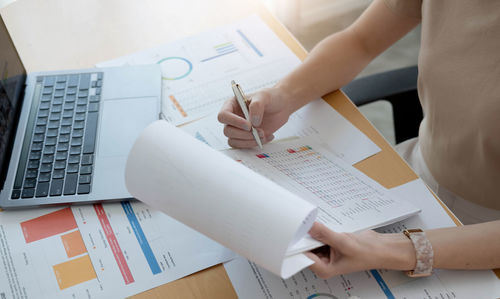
{"left": 403, "top": 229, "right": 434, "bottom": 277}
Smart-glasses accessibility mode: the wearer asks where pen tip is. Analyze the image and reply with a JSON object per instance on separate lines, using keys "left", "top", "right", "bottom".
{"left": 231, "top": 80, "right": 235, "bottom": 85}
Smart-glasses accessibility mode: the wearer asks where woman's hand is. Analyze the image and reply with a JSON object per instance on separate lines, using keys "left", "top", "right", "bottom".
{"left": 305, "top": 222, "right": 416, "bottom": 279}
{"left": 217, "top": 86, "right": 295, "bottom": 148}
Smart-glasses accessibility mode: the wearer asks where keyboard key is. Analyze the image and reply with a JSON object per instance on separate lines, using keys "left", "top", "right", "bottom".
{"left": 42, "top": 87, "right": 53, "bottom": 94}
{"left": 50, "top": 179, "right": 64, "bottom": 196}
{"left": 40, "top": 102, "right": 50, "bottom": 110}
{"left": 56, "top": 75, "right": 67, "bottom": 83}
{"left": 63, "top": 110, "right": 73, "bottom": 118}
{"left": 57, "top": 143, "right": 69, "bottom": 152}
{"left": 32, "top": 142, "right": 43, "bottom": 151}
{"left": 35, "top": 125, "right": 46, "bottom": 134}
{"left": 77, "top": 184, "right": 91, "bottom": 194}
{"left": 61, "top": 117, "right": 73, "bottom": 126}
{"left": 53, "top": 169, "right": 65, "bottom": 179}
{"left": 52, "top": 97, "right": 63, "bottom": 105}
{"left": 64, "top": 102, "right": 75, "bottom": 110}
{"left": 54, "top": 161, "right": 66, "bottom": 170}
{"left": 81, "top": 154, "right": 93, "bottom": 165}
{"left": 83, "top": 112, "right": 98, "bottom": 154}
{"left": 66, "top": 87, "right": 77, "bottom": 95}
{"left": 56, "top": 151, "right": 68, "bottom": 161}
{"left": 43, "top": 145, "right": 55, "bottom": 154}
{"left": 38, "top": 109, "right": 49, "bottom": 117}
{"left": 75, "top": 105, "right": 87, "bottom": 113}
{"left": 54, "top": 90, "right": 65, "bottom": 97}
{"left": 78, "top": 90, "right": 89, "bottom": 98}
{"left": 27, "top": 160, "right": 39, "bottom": 170}
{"left": 69, "top": 155, "right": 80, "bottom": 164}
{"left": 39, "top": 173, "right": 51, "bottom": 182}
{"left": 11, "top": 189, "right": 21, "bottom": 199}
{"left": 95, "top": 88, "right": 101, "bottom": 95}
{"left": 41, "top": 94, "right": 52, "bottom": 102}
{"left": 80, "top": 165, "right": 92, "bottom": 175}
{"left": 88, "top": 103, "right": 99, "bottom": 112}
{"left": 63, "top": 173, "right": 78, "bottom": 195}
{"left": 89, "top": 95, "right": 100, "bottom": 103}
{"left": 79, "top": 74, "right": 91, "bottom": 90}
{"left": 66, "top": 94, "right": 76, "bottom": 102}
{"left": 72, "top": 128, "right": 83, "bottom": 137}
{"left": 71, "top": 137, "right": 82, "bottom": 146}
{"left": 45, "top": 137, "right": 57, "bottom": 146}
{"left": 24, "top": 178, "right": 36, "bottom": 188}
{"left": 59, "top": 134, "right": 70, "bottom": 143}
{"left": 55, "top": 82, "right": 66, "bottom": 90}
{"left": 52, "top": 104, "right": 62, "bottom": 113}
{"left": 26, "top": 169, "right": 38, "bottom": 179}
{"left": 29, "top": 151, "right": 41, "bottom": 160}
{"left": 61, "top": 127, "right": 72, "bottom": 136}
{"left": 21, "top": 188, "right": 35, "bottom": 198}
{"left": 33, "top": 133, "right": 44, "bottom": 142}
{"left": 79, "top": 174, "right": 91, "bottom": 184}
{"left": 97, "top": 80, "right": 102, "bottom": 87}
{"left": 74, "top": 121, "right": 85, "bottom": 129}
{"left": 47, "top": 128, "right": 58, "bottom": 137}
{"left": 40, "top": 163, "right": 53, "bottom": 173}
{"left": 67, "top": 163, "right": 79, "bottom": 173}
{"left": 35, "top": 182, "right": 49, "bottom": 197}
{"left": 42, "top": 154, "right": 54, "bottom": 163}
{"left": 48, "top": 120, "right": 60, "bottom": 129}
{"left": 75, "top": 113, "right": 85, "bottom": 121}
{"left": 70, "top": 146, "right": 81, "bottom": 155}
{"left": 49, "top": 112, "right": 61, "bottom": 120}
{"left": 36, "top": 117, "right": 48, "bottom": 125}
{"left": 68, "top": 75, "right": 79, "bottom": 87}
{"left": 98, "top": 73, "right": 103, "bottom": 80}
{"left": 44, "top": 76, "right": 55, "bottom": 86}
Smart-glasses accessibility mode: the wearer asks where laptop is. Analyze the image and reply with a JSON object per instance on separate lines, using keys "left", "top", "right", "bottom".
{"left": 0, "top": 17, "right": 161, "bottom": 208}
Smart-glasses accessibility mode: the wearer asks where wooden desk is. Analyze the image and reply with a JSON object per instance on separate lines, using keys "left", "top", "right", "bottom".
{"left": 1, "top": 0, "right": 497, "bottom": 297}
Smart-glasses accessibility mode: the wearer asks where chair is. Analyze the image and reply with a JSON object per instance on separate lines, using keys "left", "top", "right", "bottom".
{"left": 341, "top": 65, "right": 423, "bottom": 144}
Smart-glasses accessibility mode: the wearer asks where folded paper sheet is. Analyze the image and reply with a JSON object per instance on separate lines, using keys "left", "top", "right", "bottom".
{"left": 125, "top": 120, "right": 318, "bottom": 278}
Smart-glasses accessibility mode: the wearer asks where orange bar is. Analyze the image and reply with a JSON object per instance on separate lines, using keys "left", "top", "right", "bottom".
{"left": 21, "top": 207, "right": 78, "bottom": 243}
{"left": 169, "top": 95, "right": 188, "bottom": 117}
{"left": 53, "top": 255, "right": 97, "bottom": 290}
{"left": 61, "top": 230, "right": 87, "bottom": 258}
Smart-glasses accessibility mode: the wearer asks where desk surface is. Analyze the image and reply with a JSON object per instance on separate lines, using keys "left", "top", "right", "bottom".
{"left": 1, "top": 0, "right": 483, "bottom": 297}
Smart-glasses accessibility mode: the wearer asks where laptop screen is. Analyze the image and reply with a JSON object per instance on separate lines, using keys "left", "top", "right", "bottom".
{"left": 0, "top": 16, "right": 26, "bottom": 190}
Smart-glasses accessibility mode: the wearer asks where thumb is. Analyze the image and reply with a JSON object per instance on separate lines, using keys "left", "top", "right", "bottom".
{"left": 309, "top": 222, "right": 350, "bottom": 251}
{"left": 248, "top": 93, "right": 266, "bottom": 127}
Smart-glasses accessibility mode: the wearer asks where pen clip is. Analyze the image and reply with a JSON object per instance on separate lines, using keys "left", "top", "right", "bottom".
{"left": 235, "top": 84, "right": 250, "bottom": 106}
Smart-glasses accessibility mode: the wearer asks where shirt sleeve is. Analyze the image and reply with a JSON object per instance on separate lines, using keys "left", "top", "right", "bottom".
{"left": 383, "top": 0, "right": 422, "bottom": 19}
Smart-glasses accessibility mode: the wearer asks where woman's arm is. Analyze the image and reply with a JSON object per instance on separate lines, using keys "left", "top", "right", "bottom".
{"left": 305, "top": 221, "right": 500, "bottom": 279}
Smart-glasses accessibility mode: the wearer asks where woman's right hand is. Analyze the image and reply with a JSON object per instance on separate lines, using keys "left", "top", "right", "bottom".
{"left": 217, "top": 86, "right": 294, "bottom": 148}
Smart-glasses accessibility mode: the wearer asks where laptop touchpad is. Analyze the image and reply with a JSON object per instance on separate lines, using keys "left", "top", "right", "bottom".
{"left": 98, "top": 97, "right": 159, "bottom": 158}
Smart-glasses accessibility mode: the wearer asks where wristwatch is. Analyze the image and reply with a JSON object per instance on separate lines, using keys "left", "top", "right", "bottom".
{"left": 403, "top": 229, "right": 434, "bottom": 277}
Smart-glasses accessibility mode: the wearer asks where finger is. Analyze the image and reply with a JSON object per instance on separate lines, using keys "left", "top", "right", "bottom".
{"left": 218, "top": 99, "right": 251, "bottom": 131}
{"left": 228, "top": 138, "right": 258, "bottom": 149}
{"left": 308, "top": 222, "right": 350, "bottom": 250}
{"left": 305, "top": 252, "right": 335, "bottom": 279}
{"left": 224, "top": 126, "right": 264, "bottom": 140}
{"left": 248, "top": 93, "right": 266, "bottom": 127}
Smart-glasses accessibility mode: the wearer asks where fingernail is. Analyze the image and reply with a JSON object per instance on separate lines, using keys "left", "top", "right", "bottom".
{"left": 244, "top": 124, "right": 251, "bottom": 131}
{"left": 252, "top": 115, "right": 260, "bottom": 126}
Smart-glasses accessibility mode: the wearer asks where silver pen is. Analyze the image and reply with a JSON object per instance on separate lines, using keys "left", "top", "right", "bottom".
{"left": 231, "top": 80, "right": 263, "bottom": 149}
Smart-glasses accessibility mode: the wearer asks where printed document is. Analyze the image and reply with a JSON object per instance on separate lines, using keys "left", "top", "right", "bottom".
{"left": 125, "top": 120, "right": 419, "bottom": 279}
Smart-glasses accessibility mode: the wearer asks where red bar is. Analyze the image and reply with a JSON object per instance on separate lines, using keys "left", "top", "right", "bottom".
{"left": 287, "top": 149, "right": 296, "bottom": 153}
{"left": 21, "top": 207, "right": 78, "bottom": 243}
{"left": 93, "top": 204, "right": 134, "bottom": 284}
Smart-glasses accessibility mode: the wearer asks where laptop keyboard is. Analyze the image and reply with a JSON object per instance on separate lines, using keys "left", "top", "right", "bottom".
{"left": 10, "top": 72, "right": 103, "bottom": 200}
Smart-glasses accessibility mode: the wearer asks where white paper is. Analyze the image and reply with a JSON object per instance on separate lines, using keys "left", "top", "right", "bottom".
{"left": 0, "top": 201, "right": 235, "bottom": 299}
{"left": 224, "top": 179, "right": 500, "bottom": 299}
{"left": 97, "top": 15, "right": 300, "bottom": 126}
{"left": 181, "top": 99, "right": 381, "bottom": 165}
{"left": 125, "top": 120, "right": 317, "bottom": 278}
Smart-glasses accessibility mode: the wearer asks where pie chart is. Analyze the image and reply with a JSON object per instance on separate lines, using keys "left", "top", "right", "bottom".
{"left": 157, "top": 57, "right": 193, "bottom": 80}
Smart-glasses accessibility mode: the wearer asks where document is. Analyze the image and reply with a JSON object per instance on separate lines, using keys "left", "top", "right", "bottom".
{"left": 224, "top": 179, "right": 500, "bottom": 299}
{"left": 181, "top": 99, "right": 381, "bottom": 165}
{"left": 125, "top": 120, "right": 419, "bottom": 279}
{"left": 0, "top": 201, "right": 235, "bottom": 299}
{"left": 98, "top": 15, "right": 300, "bottom": 126}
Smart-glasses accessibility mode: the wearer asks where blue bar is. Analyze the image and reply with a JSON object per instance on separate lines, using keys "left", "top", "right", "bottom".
{"left": 200, "top": 49, "right": 238, "bottom": 62}
{"left": 370, "top": 270, "right": 395, "bottom": 299}
{"left": 121, "top": 201, "right": 161, "bottom": 275}
{"left": 237, "top": 29, "right": 263, "bottom": 57}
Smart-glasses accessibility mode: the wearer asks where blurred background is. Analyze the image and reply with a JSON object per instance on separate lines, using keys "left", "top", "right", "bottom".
{"left": 0, "top": 0, "right": 421, "bottom": 145}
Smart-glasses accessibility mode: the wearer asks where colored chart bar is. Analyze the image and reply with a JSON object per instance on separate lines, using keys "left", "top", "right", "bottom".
{"left": 237, "top": 29, "right": 263, "bottom": 57}
{"left": 200, "top": 49, "right": 238, "bottom": 62}
{"left": 370, "top": 270, "right": 395, "bottom": 299}
{"left": 94, "top": 204, "right": 135, "bottom": 284}
{"left": 53, "top": 255, "right": 96, "bottom": 290}
{"left": 121, "top": 201, "right": 161, "bottom": 275}
{"left": 169, "top": 95, "right": 187, "bottom": 117}
{"left": 61, "top": 230, "right": 87, "bottom": 258}
{"left": 21, "top": 207, "right": 78, "bottom": 243}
